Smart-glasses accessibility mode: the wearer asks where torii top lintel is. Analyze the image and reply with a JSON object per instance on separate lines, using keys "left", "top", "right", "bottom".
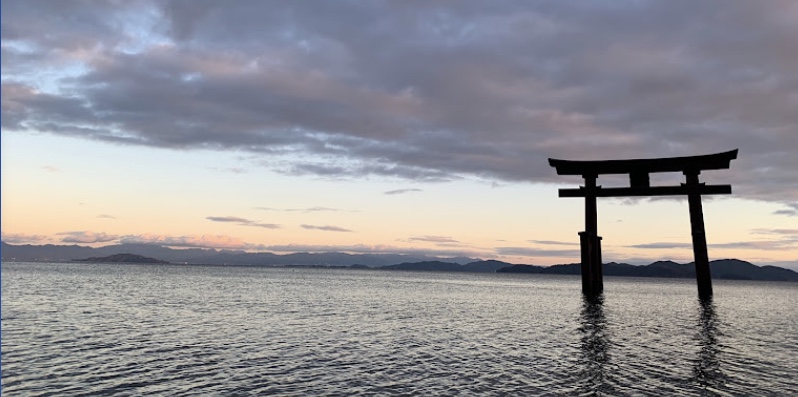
{"left": 548, "top": 149, "right": 738, "bottom": 176}
{"left": 548, "top": 149, "right": 738, "bottom": 198}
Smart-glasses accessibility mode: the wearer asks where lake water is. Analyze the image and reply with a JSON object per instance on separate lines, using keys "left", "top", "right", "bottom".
{"left": 2, "top": 262, "right": 797, "bottom": 396}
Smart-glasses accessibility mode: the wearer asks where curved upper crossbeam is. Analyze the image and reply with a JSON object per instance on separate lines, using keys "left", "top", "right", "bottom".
{"left": 548, "top": 149, "right": 738, "bottom": 176}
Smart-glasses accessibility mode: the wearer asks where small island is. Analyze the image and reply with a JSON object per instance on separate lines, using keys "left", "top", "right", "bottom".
{"left": 74, "top": 253, "right": 170, "bottom": 264}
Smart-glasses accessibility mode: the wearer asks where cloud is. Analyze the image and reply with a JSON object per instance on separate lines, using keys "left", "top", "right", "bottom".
{"left": 206, "top": 216, "right": 280, "bottom": 229}
{"left": 42, "top": 165, "right": 58, "bottom": 172}
{"left": 528, "top": 240, "right": 579, "bottom": 246}
{"left": 747, "top": 229, "right": 798, "bottom": 251}
{"left": 207, "top": 216, "right": 252, "bottom": 223}
{"left": 406, "top": 235, "right": 459, "bottom": 244}
{"left": 709, "top": 241, "right": 797, "bottom": 250}
{"left": 304, "top": 206, "right": 343, "bottom": 213}
{"left": 247, "top": 223, "right": 281, "bottom": 229}
{"left": 629, "top": 239, "right": 798, "bottom": 251}
{"left": 752, "top": 228, "right": 798, "bottom": 236}
{"left": 495, "top": 247, "right": 581, "bottom": 258}
{"left": 211, "top": 167, "right": 247, "bottom": 174}
{"left": 97, "top": 214, "right": 117, "bottom": 219}
{"left": 3, "top": 2, "right": 798, "bottom": 200}
{"left": 627, "top": 242, "right": 693, "bottom": 249}
{"left": 261, "top": 243, "right": 484, "bottom": 259}
{"left": 118, "top": 234, "right": 265, "bottom": 250}
{"left": 1, "top": 232, "right": 50, "bottom": 244}
{"left": 772, "top": 203, "right": 798, "bottom": 217}
{"left": 300, "top": 224, "right": 353, "bottom": 233}
{"left": 3, "top": 229, "right": 476, "bottom": 258}
{"left": 2, "top": 232, "right": 265, "bottom": 250}
{"left": 282, "top": 162, "right": 452, "bottom": 182}
{"left": 385, "top": 188, "right": 423, "bottom": 195}
{"left": 57, "top": 231, "right": 119, "bottom": 243}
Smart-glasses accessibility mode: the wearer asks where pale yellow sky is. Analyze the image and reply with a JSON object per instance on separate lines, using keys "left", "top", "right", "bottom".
{"left": 3, "top": 134, "right": 796, "bottom": 267}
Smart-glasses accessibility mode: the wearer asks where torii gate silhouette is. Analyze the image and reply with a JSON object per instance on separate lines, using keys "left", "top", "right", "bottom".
{"left": 549, "top": 149, "right": 738, "bottom": 298}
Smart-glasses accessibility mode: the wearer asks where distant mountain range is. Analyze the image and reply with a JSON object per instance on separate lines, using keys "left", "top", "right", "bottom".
{"left": 2, "top": 242, "right": 796, "bottom": 282}
{"left": 381, "top": 259, "right": 798, "bottom": 281}
{"left": 0, "top": 242, "right": 475, "bottom": 267}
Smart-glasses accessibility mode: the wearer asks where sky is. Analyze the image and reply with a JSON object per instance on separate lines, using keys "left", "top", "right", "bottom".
{"left": 2, "top": 0, "right": 797, "bottom": 269}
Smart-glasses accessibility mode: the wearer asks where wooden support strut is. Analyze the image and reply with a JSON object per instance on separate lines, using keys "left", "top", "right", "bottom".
{"left": 558, "top": 184, "right": 732, "bottom": 198}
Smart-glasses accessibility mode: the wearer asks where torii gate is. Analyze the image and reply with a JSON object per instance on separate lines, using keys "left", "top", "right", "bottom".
{"left": 548, "top": 149, "right": 738, "bottom": 298}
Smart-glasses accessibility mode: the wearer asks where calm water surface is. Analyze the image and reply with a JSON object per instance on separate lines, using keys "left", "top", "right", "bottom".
{"left": 2, "top": 262, "right": 797, "bottom": 396}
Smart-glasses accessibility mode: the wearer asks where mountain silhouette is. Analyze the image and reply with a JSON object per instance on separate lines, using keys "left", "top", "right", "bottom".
{"left": 0, "top": 242, "right": 475, "bottom": 267}
{"left": 3, "top": 242, "right": 795, "bottom": 282}
{"left": 74, "top": 253, "right": 169, "bottom": 264}
{"left": 497, "top": 259, "right": 798, "bottom": 282}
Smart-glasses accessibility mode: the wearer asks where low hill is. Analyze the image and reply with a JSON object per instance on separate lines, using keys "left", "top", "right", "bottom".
{"left": 382, "top": 260, "right": 512, "bottom": 273}
{"left": 497, "top": 259, "right": 798, "bottom": 282}
{"left": 462, "top": 260, "right": 514, "bottom": 272}
{"left": 382, "top": 261, "right": 465, "bottom": 272}
{"left": 74, "top": 253, "right": 169, "bottom": 264}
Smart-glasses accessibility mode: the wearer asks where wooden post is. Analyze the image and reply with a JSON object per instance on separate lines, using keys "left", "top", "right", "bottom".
{"left": 584, "top": 175, "right": 598, "bottom": 237}
{"left": 594, "top": 236, "right": 603, "bottom": 293}
{"left": 685, "top": 171, "right": 713, "bottom": 298}
{"left": 579, "top": 232, "right": 592, "bottom": 293}
{"left": 581, "top": 174, "right": 602, "bottom": 296}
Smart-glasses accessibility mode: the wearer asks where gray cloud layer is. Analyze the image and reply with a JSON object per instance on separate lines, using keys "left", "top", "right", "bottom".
{"left": 771, "top": 203, "right": 798, "bottom": 217}
{"left": 3, "top": 1, "right": 797, "bottom": 200}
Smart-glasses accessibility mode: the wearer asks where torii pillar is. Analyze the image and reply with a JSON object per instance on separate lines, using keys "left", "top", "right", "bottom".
{"left": 685, "top": 170, "right": 712, "bottom": 297}
{"left": 579, "top": 174, "right": 603, "bottom": 294}
{"left": 549, "top": 150, "right": 738, "bottom": 298}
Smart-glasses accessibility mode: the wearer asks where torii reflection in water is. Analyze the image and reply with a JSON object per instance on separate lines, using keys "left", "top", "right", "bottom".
{"left": 572, "top": 295, "right": 726, "bottom": 395}
{"left": 575, "top": 294, "right": 616, "bottom": 396}
{"left": 692, "top": 297, "right": 726, "bottom": 391}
